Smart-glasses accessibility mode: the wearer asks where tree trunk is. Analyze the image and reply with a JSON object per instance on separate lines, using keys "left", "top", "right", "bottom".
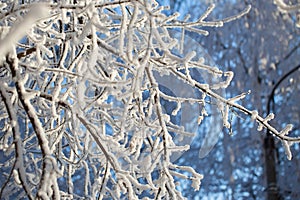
{"left": 264, "top": 134, "right": 280, "bottom": 200}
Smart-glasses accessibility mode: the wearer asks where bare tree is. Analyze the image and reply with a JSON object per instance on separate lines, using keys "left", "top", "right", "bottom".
{"left": 0, "top": 1, "right": 299, "bottom": 199}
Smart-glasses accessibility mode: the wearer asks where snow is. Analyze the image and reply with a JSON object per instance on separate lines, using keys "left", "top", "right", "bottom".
{"left": 251, "top": 110, "right": 258, "bottom": 121}
{"left": 0, "top": 4, "right": 49, "bottom": 60}
{"left": 280, "top": 124, "right": 293, "bottom": 136}
{"left": 172, "top": 102, "right": 181, "bottom": 116}
{"left": 0, "top": 0, "right": 298, "bottom": 199}
{"left": 13, "top": 169, "right": 21, "bottom": 185}
{"left": 282, "top": 140, "right": 292, "bottom": 160}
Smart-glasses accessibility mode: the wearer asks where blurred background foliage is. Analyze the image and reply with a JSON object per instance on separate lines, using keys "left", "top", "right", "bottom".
{"left": 157, "top": 0, "right": 300, "bottom": 199}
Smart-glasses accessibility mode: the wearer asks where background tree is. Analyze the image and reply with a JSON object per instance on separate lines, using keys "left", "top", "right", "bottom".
{"left": 0, "top": 0, "right": 299, "bottom": 199}
{"left": 158, "top": 0, "right": 300, "bottom": 199}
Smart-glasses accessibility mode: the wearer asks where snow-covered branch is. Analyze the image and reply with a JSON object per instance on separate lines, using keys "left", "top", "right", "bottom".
{"left": 0, "top": 0, "right": 298, "bottom": 199}
{"left": 274, "top": 0, "right": 300, "bottom": 12}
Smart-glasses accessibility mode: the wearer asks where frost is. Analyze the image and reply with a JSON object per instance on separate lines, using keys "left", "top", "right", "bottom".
{"left": 258, "top": 113, "right": 275, "bottom": 131}
{"left": 282, "top": 140, "right": 292, "bottom": 160}
{"left": 0, "top": 0, "right": 297, "bottom": 199}
{"left": 222, "top": 105, "right": 231, "bottom": 129}
{"left": 279, "top": 124, "right": 293, "bottom": 136}
{"left": 184, "top": 51, "right": 197, "bottom": 62}
{"left": 191, "top": 177, "right": 201, "bottom": 191}
{"left": 270, "top": 62, "right": 276, "bottom": 70}
{"left": 229, "top": 90, "right": 251, "bottom": 103}
{"left": 251, "top": 110, "right": 259, "bottom": 121}
{"left": 266, "top": 113, "right": 275, "bottom": 120}
{"left": 197, "top": 116, "right": 204, "bottom": 125}
{"left": 171, "top": 102, "right": 181, "bottom": 116}
{"left": 257, "top": 124, "right": 263, "bottom": 132}
{"left": 0, "top": 4, "right": 49, "bottom": 59}
{"left": 274, "top": 0, "right": 300, "bottom": 12}
{"left": 13, "top": 170, "right": 21, "bottom": 185}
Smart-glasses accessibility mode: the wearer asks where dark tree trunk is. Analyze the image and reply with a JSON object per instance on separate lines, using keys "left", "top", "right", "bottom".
{"left": 264, "top": 64, "right": 300, "bottom": 200}
{"left": 264, "top": 134, "right": 280, "bottom": 200}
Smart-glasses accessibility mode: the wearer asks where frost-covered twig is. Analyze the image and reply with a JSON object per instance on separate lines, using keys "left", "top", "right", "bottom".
{"left": 76, "top": 113, "right": 120, "bottom": 171}
{"left": 0, "top": 0, "right": 298, "bottom": 199}
{"left": 7, "top": 55, "right": 60, "bottom": 199}
{"left": 168, "top": 67, "right": 300, "bottom": 160}
{"left": 273, "top": 0, "right": 300, "bottom": 27}
{"left": 274, "top": 0, "right": 300, "bottom": 12}
{"left": 0, "top": 84, "right": 33, "bottom": 199}
{"left": 162, "top": 4, "right": 251, "bottom": 35}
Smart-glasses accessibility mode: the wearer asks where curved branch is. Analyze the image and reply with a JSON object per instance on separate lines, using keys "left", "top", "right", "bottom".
{"left": 7, "top": 55, "right": 60, "bottom": 199}
{"left": 267, "top": 64, "right": 300, "bottom": 114}
{"left": 0, "top": 84, "right": 33, "bottom": 199}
